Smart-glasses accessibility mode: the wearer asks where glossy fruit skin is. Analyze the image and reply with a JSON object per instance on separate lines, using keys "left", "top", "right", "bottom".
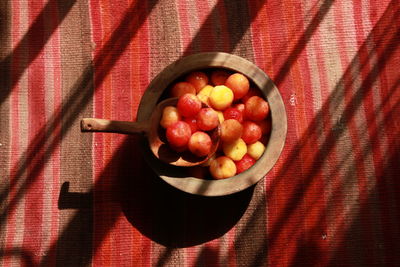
{"left": 177, "top": 93, "right": 202, "bottom": 118}
{"left": 185, "top": 71, "right": 209, "bottom": 92}
{"left": 197, "top": 108, "right": 219, "bottom": 131}
{"left": 222, "top": 138, "right": 247, "bottom": 161}
{"left": 170, "top": 82, "right": 196, "bottom": 97}
{"left": 188, "top": 131, "right": 212, "bottom": 157}
{"left": 209, "top": 85, "right": 234, "bottom": 111}
{"left": 166, "top": 121, "right": 192, "bottom": 148}
{"left": 223, "top": 107, "right": 243, "bottom": 123}
{"left": 220, "top": 119, "right": 243, "bottom": 143}
{"left": 210, "top": 69, "right": 231, "bottom": 86}
{"left": 233, "top": 103, "right": 245, "bottom": 113}
{"left": 160, "top": 106, "right": 181, "bottom": 129}
{"left": 244, "top": 96, "right": 270, "bottom": 121}
{"left": 209, "top": 156, "right": 237, "bottom": 179}
{"left": 241, "top": 121, "right": 262, "bottom": 144}
{"left": 235, "top": 154, "right": 256, "bottom": 174}
{"left": 225, "top": 73, "right": 250, "bottom": 100}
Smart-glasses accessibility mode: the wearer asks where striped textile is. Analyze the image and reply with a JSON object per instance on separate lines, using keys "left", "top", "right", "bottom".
{"left": 0, "top": 0, "right": 399, "bottom": 266}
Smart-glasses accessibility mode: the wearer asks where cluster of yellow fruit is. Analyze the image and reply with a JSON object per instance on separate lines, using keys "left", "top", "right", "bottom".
{"left": 166, "top": 69, "right": 271, "bottom": 180}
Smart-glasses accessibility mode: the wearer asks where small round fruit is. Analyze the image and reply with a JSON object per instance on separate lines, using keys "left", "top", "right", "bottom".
{"left": 210, "top": 69, "right": 231, "bottom": 86}
{"left": 247, "top": 141, "right": 265, "bottom": 160}
{"left": 221, "top": 119, "right": 243, "bottom": 143}
{"left": 197, "top": 85, "right": 213, "bottom": 106}
{"left": 242, "top": 121, "right": 262, "bottom": 144}
{"left": 222, "top": 138, "right": 247, "bottom": 161}
{"left": 209, "top": 85, "right": 234, "bottom": 111}
{"left": 223, "top": 107, "right": 243, "bottom": 123}
{"left": 166, "top": 121, "right": 192, "bottom": 148}
{"left": 183, "top": 117, "right": 198, "bottom": 133}
{"left": 197, "top": 108, "right": 219, "bottom": 131}
{"left": 241, "top": 87, "right": 263, "bottom": 103}
{"left": 256, "top": 119, "right": 271, "bottom": 135}
{"left": 185, "top": 71, "right": 209, "bottom": 92}
{"left": 170, "top": 82, "right": 196, "bottom": 97}
{"left": 188, "top": 131, "right": 212, "bottom": 157}
{"left": 209, "top": 156, "right": 237, "bottom": 179}
{"left": 235, "top": 154, "right": 256, "bottom": 174}
{"left": 177, "top": 93, "right": 202, "bottom": 118}
{"left": 244, "top": 96, "right": 270, "bottom": 121}
{"left": 160, "top": 106, "right": 181, "bottom": 129}
{"left": 225, "top": 73, "right": 250, "bottom": 100}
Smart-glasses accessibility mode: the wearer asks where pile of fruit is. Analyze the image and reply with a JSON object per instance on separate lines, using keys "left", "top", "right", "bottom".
{"left": 159, "top": 69, "right": 271, "bottom": 179}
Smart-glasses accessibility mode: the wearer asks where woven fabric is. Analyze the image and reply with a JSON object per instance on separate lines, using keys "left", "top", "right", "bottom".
{"left": 1, "top": 0, "right": 399, "bottom": 266}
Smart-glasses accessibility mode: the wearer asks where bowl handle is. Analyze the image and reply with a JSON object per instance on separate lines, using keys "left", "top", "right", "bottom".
{"left": 81, "top": 118, "right": 149, "bottom": 135}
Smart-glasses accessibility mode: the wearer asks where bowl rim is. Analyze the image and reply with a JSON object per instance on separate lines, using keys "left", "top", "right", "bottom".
{"left": 137, "top": 52, "right": 287, "bottom": 197}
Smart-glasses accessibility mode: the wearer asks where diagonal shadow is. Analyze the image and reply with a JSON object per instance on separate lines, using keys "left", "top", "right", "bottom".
{"left": 38, "top": 0, "right": 338, "bottom": 265}
{"left": 229, "top": 1, "right": 400, "bottom": 265}
{"left": 286, "top": 90, "right": 400, "bottom": 265}
{"left": 4, "top": 0, "right": 397, "bottom": 265}
{"left": 0, "top": 0, "right": 157, "bottom": 223}
{"left": 38, "top": 0, "right": 270, "bottom": 265}
{"left": 267, "top": 76, "right": 400, "bottom": 266}
{"left": 0, "top": 248, "right": 35, "bottom": 267}
{"left": 326, "top": 141, "right": 400, "bottom": 266}
{"left": 0, "top": 0, "right": 77, "bottom": 106}
{"left": 0, "top": 0, "right": 157, "bottom": 265}
{"left": 265, "top": 0, "right": 400, "bottom": 248}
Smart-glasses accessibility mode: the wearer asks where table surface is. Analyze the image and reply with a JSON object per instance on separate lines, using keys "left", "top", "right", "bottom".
{"left": 1, "top": 0, "right": 399, "bottom": 266}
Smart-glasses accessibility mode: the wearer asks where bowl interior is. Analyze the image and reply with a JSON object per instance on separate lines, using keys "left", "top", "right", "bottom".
{"left": 137, "top": 52, "right": 287, "bottom": 196}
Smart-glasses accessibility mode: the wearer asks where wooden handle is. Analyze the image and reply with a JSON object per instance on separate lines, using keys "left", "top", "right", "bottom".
{"left": 81, "top": 118, "right": 149, "bottom": 135}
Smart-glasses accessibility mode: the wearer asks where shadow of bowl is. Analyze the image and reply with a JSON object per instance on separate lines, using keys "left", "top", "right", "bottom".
{"left": 118, "top": 137, "right": 253, "bottom": 247}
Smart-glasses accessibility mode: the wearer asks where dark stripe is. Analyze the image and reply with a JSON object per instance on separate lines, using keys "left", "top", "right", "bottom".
{"left": 223, "top": 0, "right": 255, "bottom": 59}
{"left": 55, "top": 0, "right": 93, "bottom": 265}
{"left": 234, "top": 183, "right": 268, "bottom": 266}
{"left": 0, "top": 0, "right": 76, "bottom": 107}
{"left": 0, "top": 0, "right": 11, "bottom": 253}
{"left": 149, "top": 0, "right": 183, "bottom": 78}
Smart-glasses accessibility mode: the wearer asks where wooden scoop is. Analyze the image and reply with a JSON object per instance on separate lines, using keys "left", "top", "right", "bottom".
{"left": 81, "top": 98, "right": 220, "bottom": 167}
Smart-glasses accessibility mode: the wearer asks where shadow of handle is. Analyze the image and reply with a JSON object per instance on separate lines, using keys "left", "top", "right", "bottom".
{"left": 81, "top": 118, "right": 149, "bottom": 135}
{"left": 58, "top": 182, "right": 92, "bottom": 210}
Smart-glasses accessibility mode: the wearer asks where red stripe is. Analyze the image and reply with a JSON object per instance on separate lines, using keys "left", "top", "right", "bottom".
{"left": 22, "top": 0, "right": 46, "bottom": 263}
{"left": 90, "top": 0, "right": 153, "bottom": 265}
{"left": 108, "top": 0, "right": 133, "bottom": 265}
{"left": 4, "top": 0, "right": 22, "bottom": 265}
{"left": 92, "top": 0, "right": 113, "bottom": 265}
{"left": 248, "top": 0, "right": 272, "bottom": 73}
{"left": 263, "top": 0, "right": 305, "bottom": 264}
{"left": 202, "top": 240, "right": 220, "bottom": 266}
